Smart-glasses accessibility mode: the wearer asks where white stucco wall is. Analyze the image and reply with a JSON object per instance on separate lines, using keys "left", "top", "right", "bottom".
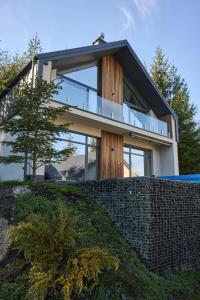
{"left": 0, "top": 132, "right": 24, "bottom": 181}
{"left": 159, "top": 142, "right": 179, "bottom": 176}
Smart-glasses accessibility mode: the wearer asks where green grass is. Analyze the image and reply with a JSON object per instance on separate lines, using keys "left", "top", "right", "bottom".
{"left": 1, "top": 181, "right": 200, "bottom": 299}
{"left": 0, "top": 180, "right": 25, "bottom": 188}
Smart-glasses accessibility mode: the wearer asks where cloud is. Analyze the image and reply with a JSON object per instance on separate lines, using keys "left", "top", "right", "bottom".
{"left": 119, "top": 5, "right": 135, "bottom": 34}
{"left": 133, "top": 0, "right": 158, "bottom": 17}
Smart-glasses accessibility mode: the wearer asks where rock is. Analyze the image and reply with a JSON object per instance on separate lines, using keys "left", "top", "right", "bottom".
{"left": 12, "top": 186, "right": 30, "bottom": 198}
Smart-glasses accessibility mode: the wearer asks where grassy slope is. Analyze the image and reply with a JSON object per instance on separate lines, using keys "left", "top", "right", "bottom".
{"left": 1, "top": 181, "right": 200, "bottom": 299}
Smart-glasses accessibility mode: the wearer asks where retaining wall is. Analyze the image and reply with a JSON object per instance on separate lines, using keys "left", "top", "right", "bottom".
{"left": 73, "top": 177, "right": 200, "bottom": 274}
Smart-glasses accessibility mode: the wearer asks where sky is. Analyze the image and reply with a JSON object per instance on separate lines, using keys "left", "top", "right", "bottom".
{"left": 0, "top": 0, "right": 200, "bottom": 119}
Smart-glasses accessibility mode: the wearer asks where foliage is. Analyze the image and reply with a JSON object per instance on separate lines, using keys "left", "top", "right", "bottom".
{"left": 0, "top": 34, "right": 42, "bottom": 94}
{"left": 12, "top": 193, "right": 58, "bottom": 224}
{"left": 1, "top": 182, "right": 200, "bottom": 299}
{"left": 0, "top": 180, "right": 25, "bottom": 188}
{"left": 0, "top": 76, "right": 74, "bottom": 183}
{"left": 0, "top": 256, "right": 28, "bottom": 284}
{"left": 8, "top": 201, "right": 120, "bottom": 300}
{"left": 150, "top": 46, "right": 200, "bottom": 174}
{"left": 0, "top": 283, "right": 26, "bottom": 300}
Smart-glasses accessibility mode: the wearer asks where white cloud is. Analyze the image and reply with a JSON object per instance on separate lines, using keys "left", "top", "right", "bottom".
{"left": 133, "top": 0, "right": 158, "bottom": 17}
{"left": 119, "top": 5, "right": 135, "bottom": 35}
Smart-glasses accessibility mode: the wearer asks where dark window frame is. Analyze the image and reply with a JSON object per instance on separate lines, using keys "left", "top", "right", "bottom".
{"left": 123, "top": 144, "right": 152, "bottom": 177}
{"left": 55, "top": 131, "right": 99, "bottom": 180}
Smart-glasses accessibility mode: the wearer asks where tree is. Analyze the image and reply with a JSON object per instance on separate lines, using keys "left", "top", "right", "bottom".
{"left": 0, "top": 76, "right": 74, "bottom": 183}
{"left": 7, "top": 201, "right": 119, "bottom": 299}
{"left": 0, "top": 34, "right": 42, "bottom": 94}
{"left": 150, "top": 47, "right": 200, "bottom": 174}
{"left": 25, "top": 34, "right": 42, "bottom": 61}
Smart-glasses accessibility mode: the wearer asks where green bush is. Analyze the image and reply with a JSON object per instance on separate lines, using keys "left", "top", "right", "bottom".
{"left": 0, "top": 283, "right": 26, "bottom": 300}
{"left": 8, "top": 202, "right": 120, "bottom": 300}
{"left": 12, "top": 193, "right": 58, "bottom": 224}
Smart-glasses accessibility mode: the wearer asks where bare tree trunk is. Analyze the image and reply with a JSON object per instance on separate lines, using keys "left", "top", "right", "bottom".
{"left": 32, "top": 155, "right": 37, "bottom": 184}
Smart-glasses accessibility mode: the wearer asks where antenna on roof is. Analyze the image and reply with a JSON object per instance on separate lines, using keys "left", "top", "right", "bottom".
{"left": 92, "top": 33, "right": 106, "bottom": 45}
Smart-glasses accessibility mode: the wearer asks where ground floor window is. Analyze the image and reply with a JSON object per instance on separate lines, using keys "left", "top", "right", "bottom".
{"left": 50, "top": 132, "right": 99, "bottom": 181}
{"left": 123, "top": 145, "right": 152, "bottom": 177}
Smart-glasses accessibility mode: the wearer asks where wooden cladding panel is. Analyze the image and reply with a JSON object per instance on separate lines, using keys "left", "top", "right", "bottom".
{"left": 100, "top": 131, "right": 124, "bottom": 179}
{"left": 100, "top": 55, "right": 123, "bottom": 104}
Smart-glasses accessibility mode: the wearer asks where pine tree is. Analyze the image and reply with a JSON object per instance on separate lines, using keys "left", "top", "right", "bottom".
{"left": 151, "top": 47, "right": 172, "bottom": 100}
{"left": 0, "top": 77, "right": 74, "bottom": 183}
{"left": 25, "top": 34, "right": 42, "bottom": 60}
{"left": 0, "top": 34, "right": 42, "bottom": 94}
{"left": 150, "top": 47, "right": 200, "bottom": 174}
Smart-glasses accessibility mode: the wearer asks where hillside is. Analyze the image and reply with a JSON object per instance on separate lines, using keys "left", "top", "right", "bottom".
{"left": 0, "top": 181, "right": 200, "bottom": 299}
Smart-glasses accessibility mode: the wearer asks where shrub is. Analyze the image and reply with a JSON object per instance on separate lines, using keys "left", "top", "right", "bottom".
{"left": 12, "top": 193, "right": 58, "bottom": 224}
{"left": 8, "top": 202, "right": 120, "bottom": 299}
{"left": 0, "top": 283, "right": 26, "bottom": 300}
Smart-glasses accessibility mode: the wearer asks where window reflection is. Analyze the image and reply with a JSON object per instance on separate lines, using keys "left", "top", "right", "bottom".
{"left": 65, "top": 66, "right": 97, "bottom": 90}
{"left": 131, "top": 154, "right": 144, "bottom": 176}
{"left": 123, "top": 153, "right": 130, "bottom": 178}
{"left": 58, "top": 143, "right": 86, "bottom": 180}
{"left": 123, "top": 146, "right": 151, "bottom": 177}
{"left": 87, "top": 146, "right": 98, "bottom": 180}
{"left": 47, "top": 132, "right": 99, "bottom": 181}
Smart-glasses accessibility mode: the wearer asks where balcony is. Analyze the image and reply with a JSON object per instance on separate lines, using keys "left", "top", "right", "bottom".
{"left": 54, "top": 75, "right": 169, "bottom": 138}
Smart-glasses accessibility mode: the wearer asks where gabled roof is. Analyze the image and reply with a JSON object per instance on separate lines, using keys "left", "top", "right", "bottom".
{"left": 37, "top": 40, "right": 177, "bottom": 119}
{"left": 0, "top": 40, "right": 177, "bottom": 120}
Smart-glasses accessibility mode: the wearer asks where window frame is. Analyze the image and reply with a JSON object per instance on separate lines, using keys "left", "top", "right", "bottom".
{"left": 123, "top": 144, "right": 152, "bottom": 177}
{"left": 55, "top": 131, "right": 99, "bottom": 180}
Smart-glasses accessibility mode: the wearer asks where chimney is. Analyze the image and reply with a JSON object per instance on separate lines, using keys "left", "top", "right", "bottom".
{"left": 92, "top": 33, "right": 106, "bottom": 46}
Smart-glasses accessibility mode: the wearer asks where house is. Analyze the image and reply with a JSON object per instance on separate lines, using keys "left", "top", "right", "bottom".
{"left": 0, "top": 36, "right": 179, "bottom": 181}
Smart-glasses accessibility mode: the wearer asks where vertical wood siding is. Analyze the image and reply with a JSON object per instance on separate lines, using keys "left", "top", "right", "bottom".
{"left": 100, "top": 55, "right": 123, "bottom": 104}
{"left": 99, "top": 55, "right": 124, "bottom": 179}
{"left": 100, "top": 131, "right": 124, "bottom": 179}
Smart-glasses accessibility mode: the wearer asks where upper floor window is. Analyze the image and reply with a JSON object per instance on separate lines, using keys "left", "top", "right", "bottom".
{"left": 64, "top": 65, "right": 97, "bottom": 90}
{"left": 123, "top": 79, "right": 148, "bottom": 113}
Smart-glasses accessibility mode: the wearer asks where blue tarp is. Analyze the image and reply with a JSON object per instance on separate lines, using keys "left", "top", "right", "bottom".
{"left": 158, "top": 174, "right": 200, "bottom": 183}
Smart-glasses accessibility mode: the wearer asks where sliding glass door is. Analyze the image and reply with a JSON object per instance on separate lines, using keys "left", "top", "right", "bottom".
{"left": 123, "top": 145, "right": 152, "bottom": 177}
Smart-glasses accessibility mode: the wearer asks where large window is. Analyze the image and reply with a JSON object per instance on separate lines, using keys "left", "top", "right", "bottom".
{"left": 52, "top": 132, "right": 99, "bottom": 181}
{"left": 65, "top": 66, "right": 97, "bottom": 90}
{"left": 123, "top": 79, "right": 147, "bottom": 113}
{"left": 54, "top": 65, "right": 98, "bottom": 114}
{"left": 123, "top": 145, "right": 152, "bottom": 177}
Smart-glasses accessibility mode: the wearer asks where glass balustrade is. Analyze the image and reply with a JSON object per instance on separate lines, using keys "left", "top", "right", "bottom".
{"left": 54, "top": 75, "right": 169, "bottom": 137}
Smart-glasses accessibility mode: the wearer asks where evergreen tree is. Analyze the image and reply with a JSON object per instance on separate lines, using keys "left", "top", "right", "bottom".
{"left": 25, "top": 34, "right": 42, "bottom": 60}
{"left": 150, "top": 47, "right": 200, "bottom": 174}
{"left": 151, "top": 47, "right": 172, "bottom": 100}
{"left": 0, "top": 34, "right": 42, "bottom": 94}
{"left": 0, "top": 77, "right": 73, "bottom": 183}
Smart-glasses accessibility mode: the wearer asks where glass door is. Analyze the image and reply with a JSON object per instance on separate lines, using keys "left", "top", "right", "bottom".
{"left": 123, "top": 145, "right": 152, "bottom": 177}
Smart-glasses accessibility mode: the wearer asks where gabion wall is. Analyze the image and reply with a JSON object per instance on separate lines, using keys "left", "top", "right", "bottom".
{"left": 74, "top": 177, "right": 200, "bottom": 274}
